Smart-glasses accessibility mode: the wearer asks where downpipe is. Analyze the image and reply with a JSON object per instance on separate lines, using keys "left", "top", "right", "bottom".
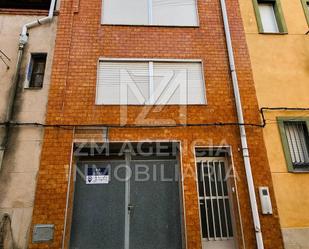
{"left": 0, "top": 47, "right": 23, "bottom": 172}
{"left": 20, "top": 0, "right": 57, "bottom": 45}
{"left": 219, "top": 0, "right": 264, "bottom": 248}
{"left": 0, "top": 0, "right": 56, "bottom": 171}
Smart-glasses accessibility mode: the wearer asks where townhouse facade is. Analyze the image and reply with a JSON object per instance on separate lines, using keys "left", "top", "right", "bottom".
{"left": 239, "top": 0, "right": 309, "bottom": 248}
{"left": 23, "top": 0, "right": 288, "bottom": 249}
{"left": 0, "top": 0, "right": 59, "bottom": 248}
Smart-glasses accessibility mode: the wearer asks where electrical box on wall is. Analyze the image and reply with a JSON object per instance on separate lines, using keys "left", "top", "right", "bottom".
{"left": 32, "top": 224, "right": 54, "bottom": 243}
{"left": 259, "top": 187, "right": 273, "bottom": 215}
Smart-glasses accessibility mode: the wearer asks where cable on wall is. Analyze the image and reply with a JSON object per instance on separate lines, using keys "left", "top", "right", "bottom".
{"left": 0, "top": 121, "right": 263, "bottom": 129}
{"left": 260, "top": 107, "right": 309, "bottom": 127}
{"left": 1, "top": 107, "right": 308, "bottom": 131}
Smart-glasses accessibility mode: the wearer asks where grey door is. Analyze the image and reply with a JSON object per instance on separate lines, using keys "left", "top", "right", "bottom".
{"left": 69, "top": 158, "right": 183, "bottom": 249}
{"left": 69, "top": 161, "right": 127, "bottom": 249}
{"left": 129, "top": 160, "right": 183, "bottom": 249}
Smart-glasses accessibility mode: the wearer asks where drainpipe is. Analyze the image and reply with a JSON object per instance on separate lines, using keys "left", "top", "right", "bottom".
{"left": 219, "top": 0, "right": 264, "bottom": 249}
{"left": 20, "top": 0, "right": 57, "bottom": 46}
{"left": 0, "top": 0, "right": 57, "bottom": 171}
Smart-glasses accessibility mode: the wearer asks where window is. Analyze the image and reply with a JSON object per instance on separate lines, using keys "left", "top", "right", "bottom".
{"left": 0, "top": 0, "right": 52, "bottom": 10}
{"left": 278, "top": 118, "right": 309, "bottom": 172}
{"left": 102, "top": 0, "right": 198, "bottom": 26}
{"left": 301, "top": 0, "right": 309, "bottom": 26}
{"left": 26, "top": 53, "right": 47, "bottom": 88}
{"left": 96, "top": 59, "right": 206, "bottom": 105}
{"left": 258, "top": 3, "right": 279, "bottom": 32}
{"left": 253, "top": 0, "right": 287, "bottom": 33}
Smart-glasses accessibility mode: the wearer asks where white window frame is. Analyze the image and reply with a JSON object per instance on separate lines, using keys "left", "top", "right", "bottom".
{"left": 96, "top": 58, "right": 207, "bottom": 105}
{"left": 101, "top": 0, "right": 200, "bottom": 27}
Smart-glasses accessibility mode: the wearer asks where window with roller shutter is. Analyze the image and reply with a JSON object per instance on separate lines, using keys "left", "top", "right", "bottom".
{"left": 96, "top": 59, "right": 206, "bottom": 105}
{"left": 101, "top": 0, "right": 199, "bottom": 26}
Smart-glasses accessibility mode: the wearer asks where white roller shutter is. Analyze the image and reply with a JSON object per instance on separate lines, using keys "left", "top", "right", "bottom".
{"left": 152, "top": 0, "right": 198, "bottom": 26}
{"left": 97, "top": 61, "right": 149, "bottom": 104}
{"left": 153, "top": 62, "right": 205, "bottom": 105}
{"left": 102, "top": 0, "right": 198, "bottom": 26}
{"left": 102, "top": 0, "right": 148, "bottom": 25}
{"left": 284, "top": 122, "right": 309, "bottom": 165}
{"left": 97, "top": 60, "right": 205, "bottom": 105}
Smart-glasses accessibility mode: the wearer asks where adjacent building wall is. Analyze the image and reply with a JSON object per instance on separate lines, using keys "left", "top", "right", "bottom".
{"left": 0, "top": 9, "right": 58, "bottom": 249}
{"left": 239, "top": 0, "right": 309, "bottom": 248}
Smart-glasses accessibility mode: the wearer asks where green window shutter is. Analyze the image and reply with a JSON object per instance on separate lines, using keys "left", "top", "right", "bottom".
{"left": 301, "top": 0, "right": 309, "bottom": 26}
{"left": 273, "top": 0, "right": 288, "bottom": 33}
{"left": 277, "top": 118, "right": 294, "bottom": 172}
{"left": 252, "top": 0, "right": 264, "bottom": 33}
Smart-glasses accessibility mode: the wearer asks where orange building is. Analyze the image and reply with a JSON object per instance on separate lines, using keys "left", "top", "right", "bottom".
{"left": 239, "top": 0, "right": 309, "bottom": 248}
{"left": 27, "top": 0, "right": 284, "bottom": 248}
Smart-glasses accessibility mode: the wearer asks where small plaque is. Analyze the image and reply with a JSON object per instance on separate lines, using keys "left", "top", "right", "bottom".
{"left": 86, "top": 166, "right": 110, "bottom": 184}
{"left": 32, "top": 224, "right": 54, "bottom": 243}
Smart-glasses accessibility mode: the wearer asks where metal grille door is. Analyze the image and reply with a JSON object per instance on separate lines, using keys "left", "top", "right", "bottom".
{"left": 197, "top": 158, "right": 236, "bottom": 249}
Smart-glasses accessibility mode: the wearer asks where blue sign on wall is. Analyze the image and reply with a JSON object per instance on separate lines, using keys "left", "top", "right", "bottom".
{"left": 86, "top": 166, "right": 110, "bottom": 184}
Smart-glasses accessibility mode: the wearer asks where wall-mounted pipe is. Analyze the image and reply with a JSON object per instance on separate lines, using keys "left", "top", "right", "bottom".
{"left": 20, "top": 0, "right": 57, "bottom": 45}
{"left": 0, "top": 0, "right": 57, "bottom": 171}
{"left": 219, "top": 0, "right": 264, "bottom": 248}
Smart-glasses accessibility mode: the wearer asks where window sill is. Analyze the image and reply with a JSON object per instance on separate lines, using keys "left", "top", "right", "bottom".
{"left": 0, "top": 8, "right": 59, "bottom": 16}
{"left": 101, "top": 23, "right": 200, "bottom": 28}
{"left": 288, "top": 168, "right": 309, "bottom": 173}
{"left": 258, "top": 31, "right": 288, "bottom": 35}
{"left": 95, "top": 104, "right": 207, "bottom": 106}
{"left": 24, "top": 87, "right": 43, "bottom": 90}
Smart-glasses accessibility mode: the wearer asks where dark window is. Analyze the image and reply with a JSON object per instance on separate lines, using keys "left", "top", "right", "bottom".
{"left": 0, "top": 0, "right": 52, "bottom": 10}
{"left": 29, "top": 54, "right": 47, "bottom": 88}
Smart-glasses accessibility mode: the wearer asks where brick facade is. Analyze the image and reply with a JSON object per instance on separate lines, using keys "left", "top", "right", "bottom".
{"left": 28, "top": 0, "right": 284, "bottom": 248}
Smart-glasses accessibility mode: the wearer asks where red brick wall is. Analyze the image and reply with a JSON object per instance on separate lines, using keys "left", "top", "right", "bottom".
{"left": 29, "top": 0, "right": 284, "bottom": 248}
